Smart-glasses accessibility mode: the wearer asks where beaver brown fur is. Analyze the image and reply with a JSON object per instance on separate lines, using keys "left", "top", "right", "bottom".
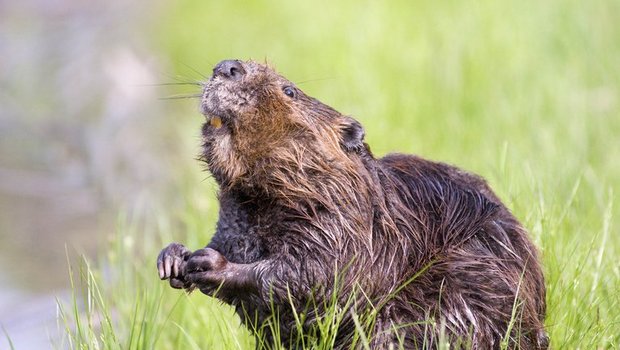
{"left": 157, "top": 59, "right": 548, "bottom": 349}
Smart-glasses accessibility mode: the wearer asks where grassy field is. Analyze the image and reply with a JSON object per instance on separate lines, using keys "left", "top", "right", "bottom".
{"left": 57, "top": 0, "right": 619, "bottom": 348}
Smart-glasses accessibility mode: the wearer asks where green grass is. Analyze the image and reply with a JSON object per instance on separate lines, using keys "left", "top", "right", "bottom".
{"left": 58, "top": 0, "right": 619, "bottom": 348}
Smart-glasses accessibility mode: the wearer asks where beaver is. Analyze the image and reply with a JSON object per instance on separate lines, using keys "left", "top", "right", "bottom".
{"left": 157, "top": 59, "right": 548, "bottom": 349}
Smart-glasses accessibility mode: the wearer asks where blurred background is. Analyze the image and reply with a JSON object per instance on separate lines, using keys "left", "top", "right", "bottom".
{"left": 1, "top": 0, "right": 189, "bottom": 346}
{"left": 1, "top": 0, "right": 618, "bottom": 348}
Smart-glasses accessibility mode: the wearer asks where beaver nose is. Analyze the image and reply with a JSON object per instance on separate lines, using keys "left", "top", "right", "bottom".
{"left": 213, "top": 60, "right": 246, "bottom": 80}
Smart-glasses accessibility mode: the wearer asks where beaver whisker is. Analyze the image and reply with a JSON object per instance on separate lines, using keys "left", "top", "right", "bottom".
{"left": 159, "top": 93, "right": 203, "bottom": 100}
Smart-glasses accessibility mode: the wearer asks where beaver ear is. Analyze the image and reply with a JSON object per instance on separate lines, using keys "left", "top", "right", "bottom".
{"left": 340, "top": 116, "right": 365, "bottom": 152}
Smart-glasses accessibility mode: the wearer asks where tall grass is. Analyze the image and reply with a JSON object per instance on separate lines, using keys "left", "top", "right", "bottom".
{"left": 58, "top": 0, "right": 619, "bottom": 348}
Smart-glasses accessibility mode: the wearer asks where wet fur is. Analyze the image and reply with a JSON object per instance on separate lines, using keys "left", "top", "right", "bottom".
{"left": 165, "top": 60, "right": 547, "bottom": 348}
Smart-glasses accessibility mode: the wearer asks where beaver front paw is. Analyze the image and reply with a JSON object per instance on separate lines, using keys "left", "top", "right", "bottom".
{"left": 184, "top": 248, "right": 229, "bottom": 295}
{"left": 157, "top": 242, "right": 192, "bottom": 289}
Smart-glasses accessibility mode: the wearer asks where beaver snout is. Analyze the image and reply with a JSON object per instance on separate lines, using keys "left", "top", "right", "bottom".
{"left": 213, "top": 59, "right": 246, "bottom": 80}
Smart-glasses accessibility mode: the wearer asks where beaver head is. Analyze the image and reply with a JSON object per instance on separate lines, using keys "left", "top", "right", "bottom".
{"left": 200, "top": 60, "right": 369, "bottom": 192}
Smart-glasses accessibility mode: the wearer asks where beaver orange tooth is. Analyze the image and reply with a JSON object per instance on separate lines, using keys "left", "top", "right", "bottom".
{"left": 210, "top": 116, "right": 222, "bottom": 128}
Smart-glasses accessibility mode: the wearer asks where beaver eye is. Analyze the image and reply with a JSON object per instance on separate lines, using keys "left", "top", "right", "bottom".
{"left": 283, "top": 86, "right": 296, "bottom": 98}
